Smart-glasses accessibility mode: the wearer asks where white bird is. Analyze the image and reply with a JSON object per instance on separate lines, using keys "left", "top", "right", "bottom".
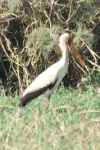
{"left": 19, "top": 33, "right": 84, "bottom": 113}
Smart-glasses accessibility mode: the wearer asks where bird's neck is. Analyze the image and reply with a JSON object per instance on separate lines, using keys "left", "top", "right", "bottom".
{"left": 61, "top": 44, "right": 69, "bottom": 64}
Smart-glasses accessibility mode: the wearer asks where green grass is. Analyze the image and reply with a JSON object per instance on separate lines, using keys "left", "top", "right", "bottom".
{"left": 0, "top": 82, "right": 100, "bottom": 150}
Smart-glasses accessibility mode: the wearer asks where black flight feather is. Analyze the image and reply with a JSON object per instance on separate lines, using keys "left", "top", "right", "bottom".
{"left": 19, "top": 78, "right": 58, "bottom": 107}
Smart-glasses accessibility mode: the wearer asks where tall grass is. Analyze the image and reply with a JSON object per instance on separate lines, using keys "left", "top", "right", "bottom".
{"left": 0, "top": 78, "right": 100, "bottom": 149}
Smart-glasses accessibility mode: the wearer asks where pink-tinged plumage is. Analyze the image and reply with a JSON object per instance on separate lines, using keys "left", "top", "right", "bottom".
{"left": 19, "top": 33, "right": 84, "bottom": 113}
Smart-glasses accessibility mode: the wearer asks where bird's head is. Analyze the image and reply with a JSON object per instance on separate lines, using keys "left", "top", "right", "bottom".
{"left": 60, "top": 33, "right": 69, "bottom": 47}
{"left": 60, "top": 33, "right": 84, "bottom": 68}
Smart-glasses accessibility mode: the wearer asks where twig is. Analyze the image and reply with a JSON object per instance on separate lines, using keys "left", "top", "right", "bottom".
{"left": 76, "top": 110, "right": 100, "bottom": 114}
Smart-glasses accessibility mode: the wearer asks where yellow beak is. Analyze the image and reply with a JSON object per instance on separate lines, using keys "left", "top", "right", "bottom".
{"left": 68, "top": 36, "right": 84, "bottom": 68}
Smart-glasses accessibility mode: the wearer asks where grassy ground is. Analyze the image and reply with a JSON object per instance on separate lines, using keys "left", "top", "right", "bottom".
{"left": 0, "top": 80, "right": 100, "bottom": 150}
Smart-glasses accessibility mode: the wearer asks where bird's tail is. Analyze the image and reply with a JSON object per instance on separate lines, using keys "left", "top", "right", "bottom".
{"left": 19, "top": 86, "right": 48, "bottom": 107}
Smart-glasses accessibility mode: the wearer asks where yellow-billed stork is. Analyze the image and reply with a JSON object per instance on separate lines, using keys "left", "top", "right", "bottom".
{"left": 19, "top": 33, "right": 84, "bottom": 113}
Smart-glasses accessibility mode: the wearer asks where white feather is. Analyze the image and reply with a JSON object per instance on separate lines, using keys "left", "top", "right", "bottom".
{"left": 23, "top": 33, "right": 69, "bottom": 97}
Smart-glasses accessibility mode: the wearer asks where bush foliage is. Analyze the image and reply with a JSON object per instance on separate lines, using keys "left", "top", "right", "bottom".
{"left": 0, "top": 0, "right": 100, "bottom": 94}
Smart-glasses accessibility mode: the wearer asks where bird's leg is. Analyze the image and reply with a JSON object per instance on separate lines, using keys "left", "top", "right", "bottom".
{"left": 47, "top": 95, "right": 51, "bottom": 111}
{"left": 43, "top": 95, "right": 51, "bottom": 113}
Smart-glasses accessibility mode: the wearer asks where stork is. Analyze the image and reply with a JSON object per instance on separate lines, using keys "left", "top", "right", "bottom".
{"left": 19, "top": 33, "right": 84, "bottom": 113}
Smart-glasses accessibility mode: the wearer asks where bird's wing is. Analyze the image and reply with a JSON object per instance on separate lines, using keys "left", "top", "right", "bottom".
{"left": 19, "top": 62, "right": 60, "bottom": 107}
{"left": 23, "top": 62, "right": 60, "bottom": 96}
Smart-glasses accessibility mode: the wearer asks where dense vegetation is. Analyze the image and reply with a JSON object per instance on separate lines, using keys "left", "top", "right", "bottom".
{"left": 0, "top": 0, "right": 100, "bottom": 149}
{"left": 0, "top": 0, "right": 100, "bottom": 94}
